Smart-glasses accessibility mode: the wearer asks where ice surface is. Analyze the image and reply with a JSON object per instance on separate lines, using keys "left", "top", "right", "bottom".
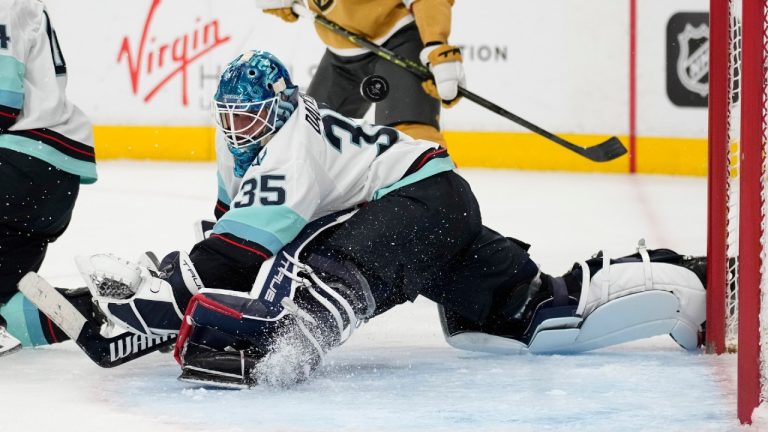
{"left": 0, "top": 162, "right": 746, "bottom": 431}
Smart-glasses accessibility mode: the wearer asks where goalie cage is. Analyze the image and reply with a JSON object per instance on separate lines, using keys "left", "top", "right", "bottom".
{"left": 707, "top": 0, "right": 768, "bottom": 424}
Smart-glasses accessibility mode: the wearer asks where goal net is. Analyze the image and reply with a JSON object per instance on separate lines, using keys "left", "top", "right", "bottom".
{"left": 706, "top": 0, "right": 768, "bottom": 424}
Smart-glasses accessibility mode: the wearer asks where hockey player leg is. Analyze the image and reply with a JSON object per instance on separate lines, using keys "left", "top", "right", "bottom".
{"left": 0, "top": 283, "right": 100, "bottom": 356}
{"left": 441, "top": 241, "right": 706, "bottom": 354}
{"left": 176, "top": 211, "right": 374, "bottom": 387}
{"left": 176, "top": 249, "right": 376, "bottom": 387}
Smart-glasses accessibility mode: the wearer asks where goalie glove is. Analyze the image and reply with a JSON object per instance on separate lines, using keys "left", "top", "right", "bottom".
{"left": 76, "top": 251, "right": 204, "bottom": 337}
{"left": 420, "top": 43, "right": 466, "bottom": 108}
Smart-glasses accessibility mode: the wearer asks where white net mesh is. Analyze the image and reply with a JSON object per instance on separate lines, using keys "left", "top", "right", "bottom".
{"left": 726, "top": 0, "right": 742, "bottom": 351}
{"left": 713, "top": 0, "right": 768, "bottom": 418}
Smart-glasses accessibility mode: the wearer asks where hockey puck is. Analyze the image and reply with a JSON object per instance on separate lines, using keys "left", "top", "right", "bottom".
{"left": 360, "top": 74, "right": 389, "bottom": 103}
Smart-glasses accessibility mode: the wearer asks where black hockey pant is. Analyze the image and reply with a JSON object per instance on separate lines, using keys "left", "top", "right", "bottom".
{"left": 0, "top": 149, "right": 79, "bottom": 304}
{"left": 306, "top": 22, "right": 441, "bottom": 130}
{"left": 320, "top": 170, "right": 537, "bottom": 323}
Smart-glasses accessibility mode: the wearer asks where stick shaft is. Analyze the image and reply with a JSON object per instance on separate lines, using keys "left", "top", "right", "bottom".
{"left": 306, "top": 11, "right": 626, "bottom": 162}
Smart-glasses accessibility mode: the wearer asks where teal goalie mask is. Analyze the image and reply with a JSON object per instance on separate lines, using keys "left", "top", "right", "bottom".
{"left": 213, "top": 50, "right": 298, "bottom": 176}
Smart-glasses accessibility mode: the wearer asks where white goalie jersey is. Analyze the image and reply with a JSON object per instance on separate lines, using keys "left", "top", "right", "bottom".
{"left": 214, "top": 93, "right": 455, "bottom": 255}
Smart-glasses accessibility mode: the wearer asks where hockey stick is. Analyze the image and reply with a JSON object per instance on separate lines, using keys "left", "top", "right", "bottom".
{"left": 18, "top": 272, "right": 175, "bottom": 368}
{"left": 291, "top": 4, "right": 627, "bottom": 163}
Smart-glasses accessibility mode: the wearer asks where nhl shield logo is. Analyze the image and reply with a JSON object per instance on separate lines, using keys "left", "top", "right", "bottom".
{"left": 312, "top": 0, "right": 335, "bottom": 12}
{"left": 676, "top": 23, "right": 710, "bottom": 97}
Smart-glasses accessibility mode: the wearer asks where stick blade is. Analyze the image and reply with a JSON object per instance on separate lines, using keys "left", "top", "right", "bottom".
{"left": 18, "top": 272, "right": 87, "bottom": 340}
{"left": 580, "top": 136, "right": 628, "bottom": 162}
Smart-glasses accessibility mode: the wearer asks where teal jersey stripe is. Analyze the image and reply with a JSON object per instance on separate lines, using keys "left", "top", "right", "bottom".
{"left": 373, "top": 157, "right": 456, "bottom": 200}
{"left": 0, "top": 293, "right": 48, "bottom": 347}
{"left": 0, "top": 89, "right": 23, "bottom": 109}
{"left": 0, "top": 135, "right": 97, "bottom": 184}
{"left": 0, "top": 55, "right": 25, "bottom": 94}
{"left": 214, "top": 205, "right": 307, "bottom": 254}
{"left": 217, "top": 172, "right": 232, "bottom": 205}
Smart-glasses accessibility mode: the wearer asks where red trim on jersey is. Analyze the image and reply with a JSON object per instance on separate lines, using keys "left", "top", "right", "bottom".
{"left": 0, "top": 111, "right": 17, "bottom": 119}
{"left": 210, "top": 234, "right": 270, "bottom": 259}
{"left": 27, "top": 130, "right": 95, "bottom": 157}
{"left": 215, "top": 202, "right": 229, "bottom": 214}
{"left": 413, "top": 147, "right": 448, "bottom": 171}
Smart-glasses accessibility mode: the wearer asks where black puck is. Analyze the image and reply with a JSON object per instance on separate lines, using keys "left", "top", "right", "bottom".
{"left": 360, "top": 74, "right": 389, "bottom": 103}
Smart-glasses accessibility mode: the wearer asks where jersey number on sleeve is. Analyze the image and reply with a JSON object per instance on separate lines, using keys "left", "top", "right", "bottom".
{"left": 233, "top": 175, "right": 286, "bottom": 208}
{"left": 322, "top": 115, "right": 398, "bottom": 156}
{"left": 43, "top": 11, "right": 66, "bottom": 75}
{"left": 0, "top": 25, "right": 10, "bottom": 50}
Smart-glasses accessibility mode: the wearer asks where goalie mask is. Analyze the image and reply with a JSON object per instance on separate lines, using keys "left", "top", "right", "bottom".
{"left": 213, "top": 50, "right": 298, "bottom": 151}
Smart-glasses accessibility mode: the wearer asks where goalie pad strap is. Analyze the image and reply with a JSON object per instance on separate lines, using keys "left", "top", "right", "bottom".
{"left": 575, "top": 261, "right": 590, "bottom": 316}
{"left": 551, "top": 277, "right": 568, "bottom": 307}
{"left": 637, "top": 240, "right": 653, "bottom": 292}
{"left": 601, "top": 254, "right": 610, "bottom": 304}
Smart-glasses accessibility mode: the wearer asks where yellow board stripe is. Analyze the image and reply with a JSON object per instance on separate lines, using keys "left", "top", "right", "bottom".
{"left": 445, "top": 132, "right": 708, "bottom": 176}
{"left": 93, "top": 125, "right": 216, "bottom": 161}
{"left": 93, "top": 126, "right": 707, "bottom": 176}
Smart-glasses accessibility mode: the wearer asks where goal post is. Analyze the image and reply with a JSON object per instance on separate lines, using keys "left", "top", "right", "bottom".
{"left": 707, "top": 0, "right": 767, "bottom": 424}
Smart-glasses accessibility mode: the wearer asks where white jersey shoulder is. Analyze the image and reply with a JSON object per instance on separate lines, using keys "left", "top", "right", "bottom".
{"left": 214, "top": 93, "right": 454, "bottom": 254}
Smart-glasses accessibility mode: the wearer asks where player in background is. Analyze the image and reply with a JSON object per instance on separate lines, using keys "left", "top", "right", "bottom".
{"left": 255, "top": 0, "right": 463, "bottom": 146}
{"left": 32, "top": 50, "right": 707, "bottom": 386}
{"left": 0, "top": 0, "right": 98, "bottom": 356}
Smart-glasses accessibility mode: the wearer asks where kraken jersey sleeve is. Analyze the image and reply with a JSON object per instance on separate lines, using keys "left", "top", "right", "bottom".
{"left": 0, "top": 0, "right": 96, "bottom": 183}
{"left": 213, "top": 93, "right": 454, "bottom": 255}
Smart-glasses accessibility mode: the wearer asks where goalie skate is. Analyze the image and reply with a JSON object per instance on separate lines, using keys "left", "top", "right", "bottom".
{"left": 177, "top": 341, "right": 258, "bottom": 389}
{"left": 0, "top": 319, "right": 21, "bottom": 358}
{"left": 178, "top": 368, "right": 251, "bottom": 390}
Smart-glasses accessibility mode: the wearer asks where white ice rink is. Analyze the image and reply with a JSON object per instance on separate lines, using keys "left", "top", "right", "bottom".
{"left": 0, "top": 162, "right": 746, "bottom": 431}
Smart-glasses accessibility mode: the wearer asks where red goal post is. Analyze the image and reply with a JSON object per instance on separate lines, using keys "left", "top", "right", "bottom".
{"left": 706, "top": 0, "right": 767, "bottom": 424}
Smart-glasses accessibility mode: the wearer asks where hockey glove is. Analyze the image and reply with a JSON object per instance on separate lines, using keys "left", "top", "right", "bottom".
{"left": 420, "top": 43, "right": 466, "bottom": 108}
{"left": 256, "top": 0, "right": 298, "bottom": 22}
{"left": 263, "top": 7, "right": 299, "bottom": 23}
{"left": 75, "top": 251, "right": 204, "bottom": 337}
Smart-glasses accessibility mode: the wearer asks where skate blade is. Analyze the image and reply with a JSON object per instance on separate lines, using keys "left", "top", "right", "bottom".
{"left": 0, "top": 341, "right": 22, "bottom": 358}
{"left": 178, "top": 367, "right": 252, "bottom": 390}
